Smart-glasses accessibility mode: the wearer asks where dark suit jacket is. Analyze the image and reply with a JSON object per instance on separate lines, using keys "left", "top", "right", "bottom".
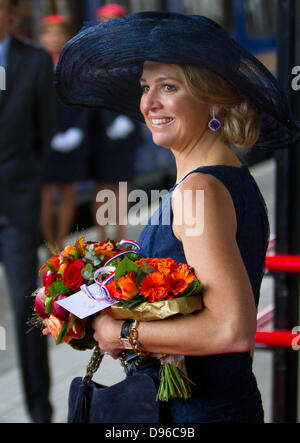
{"left": 0, "top": 36, "right": 56, "bottom": 229}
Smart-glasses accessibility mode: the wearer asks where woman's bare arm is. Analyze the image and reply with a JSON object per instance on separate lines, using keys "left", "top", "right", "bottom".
{"left": 93, "top": 172, "right": 257, "bottom": 357}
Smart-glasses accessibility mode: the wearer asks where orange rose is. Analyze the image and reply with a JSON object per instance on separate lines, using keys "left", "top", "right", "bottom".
{"left": 58, "top": 251, "right": 74, "bottom": 272}
{"left": 58, "top": 262, "right": 68, "bottom": 274}
{"left": 85, "top": 241, "right": 116, "bottom": 258}
{"left": 62, "top": 237, "right": 86, "bottom": 259}
{"left": 42, "top": 315, "right": 85, "bottom": 343}
{"left": 39, "top": 255, "right": 60, "bottom": 275}
{"left": 97, "top": 243, "right": 116, "bottom": 258}
{"left": 42, "top": 316, "right": 72, "bottom": 343}
{"left": 63, "top": 245, "right": 75, "bottom": 256}
{"left": 105, "top": 279, "right": 123, "bottom": 300}
{"left": 117, "top": 271, "right": 138, "bottom": 300}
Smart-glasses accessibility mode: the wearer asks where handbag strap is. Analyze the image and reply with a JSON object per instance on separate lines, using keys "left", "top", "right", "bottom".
{"left": 83, "top": 346, "right": 105, "bottom": 383}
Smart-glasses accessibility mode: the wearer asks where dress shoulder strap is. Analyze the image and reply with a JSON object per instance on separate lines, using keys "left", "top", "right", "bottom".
{"left": 172, "top": 164, "right": 246, "bottom": 191}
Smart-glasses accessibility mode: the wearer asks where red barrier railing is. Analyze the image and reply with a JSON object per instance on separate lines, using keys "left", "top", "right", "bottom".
{"left": 255, "top": 330, "right": 300, "bottom": 348}
{"left": 254, "top": 237, "right": 300, "bottom": 349}
{"left": 265, "top": 255, "right": 300, "bottom": 273}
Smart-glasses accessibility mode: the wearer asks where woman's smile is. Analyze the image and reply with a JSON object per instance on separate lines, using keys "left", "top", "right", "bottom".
{"left": 149, "top": 116, "right": 175, "bottom": 128}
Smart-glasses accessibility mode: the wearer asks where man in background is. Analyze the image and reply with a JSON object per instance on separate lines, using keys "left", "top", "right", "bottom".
{"left": 0, "top": 0, "right": 56, "bottom": 422}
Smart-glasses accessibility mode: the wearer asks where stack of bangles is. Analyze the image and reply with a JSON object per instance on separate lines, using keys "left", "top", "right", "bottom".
{"left": 119, "top": 319, "right": 147, "bottom": 357}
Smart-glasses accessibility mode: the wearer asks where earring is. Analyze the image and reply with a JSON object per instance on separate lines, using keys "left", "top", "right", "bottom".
{"left": 208, "top": 110, "right": 221, "bottom": 132}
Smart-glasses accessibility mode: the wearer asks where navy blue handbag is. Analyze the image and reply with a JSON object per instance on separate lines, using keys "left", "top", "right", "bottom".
{"left": 67, "top": 347, "right": 160, "bottom": 423}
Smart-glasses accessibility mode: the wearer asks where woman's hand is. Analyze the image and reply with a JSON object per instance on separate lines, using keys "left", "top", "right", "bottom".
{"left": 91, "top": 314, "right": 124, "bottom": 359}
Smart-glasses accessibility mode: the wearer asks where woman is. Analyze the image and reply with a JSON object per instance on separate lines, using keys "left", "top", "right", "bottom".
{"left": 55, "top": 12, "right": 300, "bottom": 423}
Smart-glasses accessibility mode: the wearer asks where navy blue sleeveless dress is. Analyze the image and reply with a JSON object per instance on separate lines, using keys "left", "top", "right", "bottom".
{"left": 135, "top": 164, "right": 270, "bottom": 423}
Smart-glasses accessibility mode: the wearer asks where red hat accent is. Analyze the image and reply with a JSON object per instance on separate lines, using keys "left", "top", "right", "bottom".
{"left": 96, "top": 4, "right": 127, "bottom": 18}
{"left": 41, "top": 14, "right": 70, "bottom": 26}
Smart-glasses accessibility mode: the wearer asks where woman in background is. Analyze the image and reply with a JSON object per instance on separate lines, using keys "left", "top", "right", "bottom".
{"left": 40, "top": 14, "right": 90, "bottom": 250}
{"left": 90, "top": 3, "right": 142, "bottom": 241}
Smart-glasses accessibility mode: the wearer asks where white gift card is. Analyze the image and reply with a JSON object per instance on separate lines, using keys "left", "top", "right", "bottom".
{"left": 56, "top": 283, "right": 118, "bottom": 319}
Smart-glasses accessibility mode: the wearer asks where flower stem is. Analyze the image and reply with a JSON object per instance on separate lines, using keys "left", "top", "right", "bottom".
{"left": 157, "top": 363, "right": 196, "bottom": 402}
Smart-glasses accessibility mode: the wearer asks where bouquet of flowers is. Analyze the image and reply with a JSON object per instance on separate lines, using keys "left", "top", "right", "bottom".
{"left": 32, "top": 237, "right": 204, "bottom": 402}
{"left": 32, "top": 237, "right": 121, "bottom": 350}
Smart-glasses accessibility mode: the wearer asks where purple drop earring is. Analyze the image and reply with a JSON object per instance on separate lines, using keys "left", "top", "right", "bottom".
{"left": 208, "top": 110, "right": 221, "bottom": 132}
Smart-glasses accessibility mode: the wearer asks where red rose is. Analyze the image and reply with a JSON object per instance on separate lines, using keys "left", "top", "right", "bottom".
{"left": 62, "top": 259, "right": 85, "bottom": 291}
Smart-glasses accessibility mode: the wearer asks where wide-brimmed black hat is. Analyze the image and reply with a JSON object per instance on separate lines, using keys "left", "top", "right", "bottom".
{"left": 55, "top": 11, "right": 300, "bottom": 150}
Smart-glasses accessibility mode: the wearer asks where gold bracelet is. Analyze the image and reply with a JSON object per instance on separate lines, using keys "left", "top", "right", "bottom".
{"left": 128, "top": 320, "right": 147, "bottom": 357}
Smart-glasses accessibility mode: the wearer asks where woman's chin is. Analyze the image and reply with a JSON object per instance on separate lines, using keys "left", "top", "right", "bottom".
{"left": 151, "top": 134, "right": 174, "bottom": 149}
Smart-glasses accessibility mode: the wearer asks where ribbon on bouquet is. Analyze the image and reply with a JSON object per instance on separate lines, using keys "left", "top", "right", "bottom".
{"left": 89, "top": 240, "right": 141, "bottom": 301}
{"left": 94, "top": 267, "right": 116, "bottom": 301}
{"left": 118, "top": 239, "right": 141, "bottom": 251}
{"left": 80, "top": 266, "right": 116, "bottom": 301}
{"left": 80, "top": 239, "right": 141, "bottom": 301}
{"left": 56, "top": 239, "right": 141, "bottom": 319}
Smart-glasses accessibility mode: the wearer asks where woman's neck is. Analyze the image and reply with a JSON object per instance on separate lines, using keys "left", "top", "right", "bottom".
{"left": 171, "top": 138, "right": 241, "bottom": 184}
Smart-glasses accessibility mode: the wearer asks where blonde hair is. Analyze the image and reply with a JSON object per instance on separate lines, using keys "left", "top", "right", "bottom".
{"left": 177, "top": 64, "right": 260, "bottom": 148}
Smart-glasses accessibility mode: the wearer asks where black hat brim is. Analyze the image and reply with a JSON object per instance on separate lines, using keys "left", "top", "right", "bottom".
{"left": 55, "top": 11, "right": 300, "bottom": 150}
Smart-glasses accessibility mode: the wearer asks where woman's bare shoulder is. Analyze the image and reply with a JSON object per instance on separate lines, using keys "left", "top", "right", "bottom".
{"left": 172, "top": 170, "right": 237, "bottom": 241}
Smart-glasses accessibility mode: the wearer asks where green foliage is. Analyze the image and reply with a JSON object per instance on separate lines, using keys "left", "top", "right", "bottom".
{"left": 45, "top": 261, "right": 56, "bottom": 273}
{"left": 81, "top": 263, "right": 95, "bottom": 283}
{"left": 114, "top": 256, "right": 139, "bottom": 287}
{"left": 45, "top": 296, "right": 55, "bottom": 315}
{"left": 56, "top": 320, "right": 69, "bottom": 345}
{"left": 84, "top": 245, "right": 102, "bottom": 267}
{"left": 70, "top": 314, "right": 77, "bottom": 334}
{"left": 47, "top": 280, "right": 72, "bottom": 299}
{"left": 109, "top": 253, "right": 139, "bottom": 270}
{"left": 124, "top": 252, "right": 140, "bottom": 261}
{"left": 175, "top": 279, "right": 203, "bottom": 298}
{"left": 136, "top": 261, "right": 158, "bottom": 288}
{"left": 119, "top": 295, "right": 147, "bottom": 310}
